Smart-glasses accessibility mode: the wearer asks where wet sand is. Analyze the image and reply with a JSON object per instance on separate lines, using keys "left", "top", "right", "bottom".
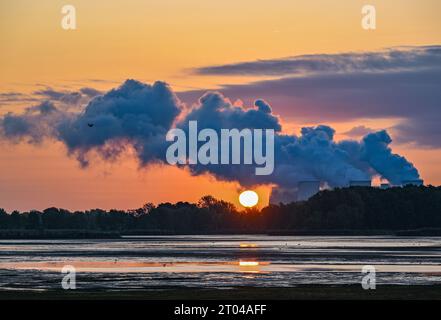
{"left": 1, "top": 285, "right": 440, "bottom": 300}
{"left": 0, "top": 260, "right": 440, "bottom": 274}
{"left": 0, "top": 236, "right": 440, "bottom": 295}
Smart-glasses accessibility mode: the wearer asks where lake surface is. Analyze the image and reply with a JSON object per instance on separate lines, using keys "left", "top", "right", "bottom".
{"left": 0, "top": 235, "right": 440, "bottom": 291}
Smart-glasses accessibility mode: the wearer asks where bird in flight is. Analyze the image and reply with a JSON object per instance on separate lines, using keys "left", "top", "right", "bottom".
{"left": 87, "top": 123, "right": 94, "bottom": 127}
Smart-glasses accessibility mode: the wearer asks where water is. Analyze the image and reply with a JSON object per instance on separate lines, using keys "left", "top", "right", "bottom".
{"left": 0, "top": 235, "right": 440, "bottom": 291}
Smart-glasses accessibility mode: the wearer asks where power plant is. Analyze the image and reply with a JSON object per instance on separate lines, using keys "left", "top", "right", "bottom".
{"left": 271, "top": 179, "right": 425, "bottom": 204}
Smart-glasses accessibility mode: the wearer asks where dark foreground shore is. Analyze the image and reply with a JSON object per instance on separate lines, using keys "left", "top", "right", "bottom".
{"left": 2, "top": 228, "right": 441, "bottom": 239}
{"left": 1, "top": 285, "right": 441, "bottom": 300}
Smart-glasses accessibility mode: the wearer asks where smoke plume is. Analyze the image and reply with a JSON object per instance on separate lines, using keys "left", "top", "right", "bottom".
{"left": 0, "top": 79, "right": 421, "bottom": 202}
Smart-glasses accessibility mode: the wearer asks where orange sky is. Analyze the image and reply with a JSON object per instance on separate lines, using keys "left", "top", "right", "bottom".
{"left": 1, "top": 0, "right": 440, "bottom": 211}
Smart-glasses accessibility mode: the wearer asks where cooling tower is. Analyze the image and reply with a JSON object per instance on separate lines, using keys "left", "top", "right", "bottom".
{"left": 297, "top": 181, "right": 320, "bottom": 201}
{"left": 349, "top": 180, "right": 372, "bottom": 187}
{"left": 402, "top": 179, "right": 424, "bottom": 186}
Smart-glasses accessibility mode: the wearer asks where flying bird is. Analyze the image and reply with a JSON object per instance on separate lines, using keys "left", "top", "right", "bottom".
{"left": 87, "top": 123, "right": 94, "bottom": 127}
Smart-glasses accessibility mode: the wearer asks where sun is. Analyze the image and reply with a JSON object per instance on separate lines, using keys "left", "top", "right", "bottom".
{"left": 239, "top": 190, "right": 259, "bottom": 208}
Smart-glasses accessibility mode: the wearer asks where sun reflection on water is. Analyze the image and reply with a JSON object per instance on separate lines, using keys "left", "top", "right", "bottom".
{"left": 239, "top": 261, "right": 259, "bottom": 266}
{"left": 239, "top": 243, "right": 258, "bottom": 248}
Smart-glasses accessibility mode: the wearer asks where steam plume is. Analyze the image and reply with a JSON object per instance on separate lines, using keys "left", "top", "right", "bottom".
{"left": 0, "top": 79, "right": 420, "bottom": 202}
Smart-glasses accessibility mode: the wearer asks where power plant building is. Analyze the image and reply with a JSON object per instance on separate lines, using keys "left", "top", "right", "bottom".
{"left": 272, "top": 178, "right": 423, "bottom": 204}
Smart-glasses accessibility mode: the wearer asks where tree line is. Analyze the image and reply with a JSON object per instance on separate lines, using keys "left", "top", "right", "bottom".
{"left": 1, "top": 186, "right": 440, "bottom": 234}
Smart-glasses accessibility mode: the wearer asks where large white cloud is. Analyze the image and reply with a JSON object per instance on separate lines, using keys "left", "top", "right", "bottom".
{"left": 0, "top": 79, "right": 421, "bottom": 197}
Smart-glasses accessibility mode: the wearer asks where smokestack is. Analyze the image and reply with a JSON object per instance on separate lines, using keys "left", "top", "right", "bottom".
{"left": 402, "top": 179, "right": 424, "bottom": 186}
{"left": 297, "top": 181, "right": 320, "bottom": 201}
{"left": 349, "top": 180, "right": 372, "bottom": 187}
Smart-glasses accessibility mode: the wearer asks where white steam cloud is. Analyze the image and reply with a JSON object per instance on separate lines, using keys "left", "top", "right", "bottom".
{"left": 0, "top": 79, "right": 420, "bottom": 203}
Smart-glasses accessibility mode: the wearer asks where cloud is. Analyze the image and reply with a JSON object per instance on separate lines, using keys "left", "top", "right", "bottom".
{"left": 194, "top": 45, "right": 441, "bottom": 76}
{"left": 393, "top": 116, "right": 441, "bottom": 148}
{"left": 0, "top": 80, "right": 421, "bottom": 198}
{"left": 343, "top": 125, "right": 375, "bottom": 138}
{"left": 0, "top": 101, "right": 62, "bottom": 143}
{"left": 56, "top": 79, "right": 181, "bottom": 166}
{"left": 34, "top": 89, "right": 82, "bottom": 105}
{"left": 179, "top": 92, "right": 281, "bottom": 132}
{"left": 360, "top": 131, "right": 420, "bottom": 184}
{"left": 174, "top": 91, "right": 419, "bottom": 189}
{"left": 0, "top": 92, "right": 38, "bottom": 105}
{"left": 79, "top": 87, "right": 103, "bottom": 97}
{"left": 34, "top": 87, "right": 102, "bottom": 105}
{"left": 182, "top": 45, "right": 441, "bottom": 148}
{"left": 174, "top": 93, "right": 281, "bottom": 185}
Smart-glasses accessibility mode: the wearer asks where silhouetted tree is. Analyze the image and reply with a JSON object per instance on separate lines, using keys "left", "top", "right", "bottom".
{"left": 1, "top": 186, "right": 440, "bottom": 235}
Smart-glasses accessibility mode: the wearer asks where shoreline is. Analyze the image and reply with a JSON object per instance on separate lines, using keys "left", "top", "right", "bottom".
{"left": 1, "top": 227, "right": 441, "bottom": 239}
{"left": 1, "top": 285, "right": 441, "bottom": 300}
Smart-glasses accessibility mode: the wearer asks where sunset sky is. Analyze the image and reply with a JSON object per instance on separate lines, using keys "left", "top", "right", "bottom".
{"left": 1, "top": 0, "right": 440, "bottom": 211}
